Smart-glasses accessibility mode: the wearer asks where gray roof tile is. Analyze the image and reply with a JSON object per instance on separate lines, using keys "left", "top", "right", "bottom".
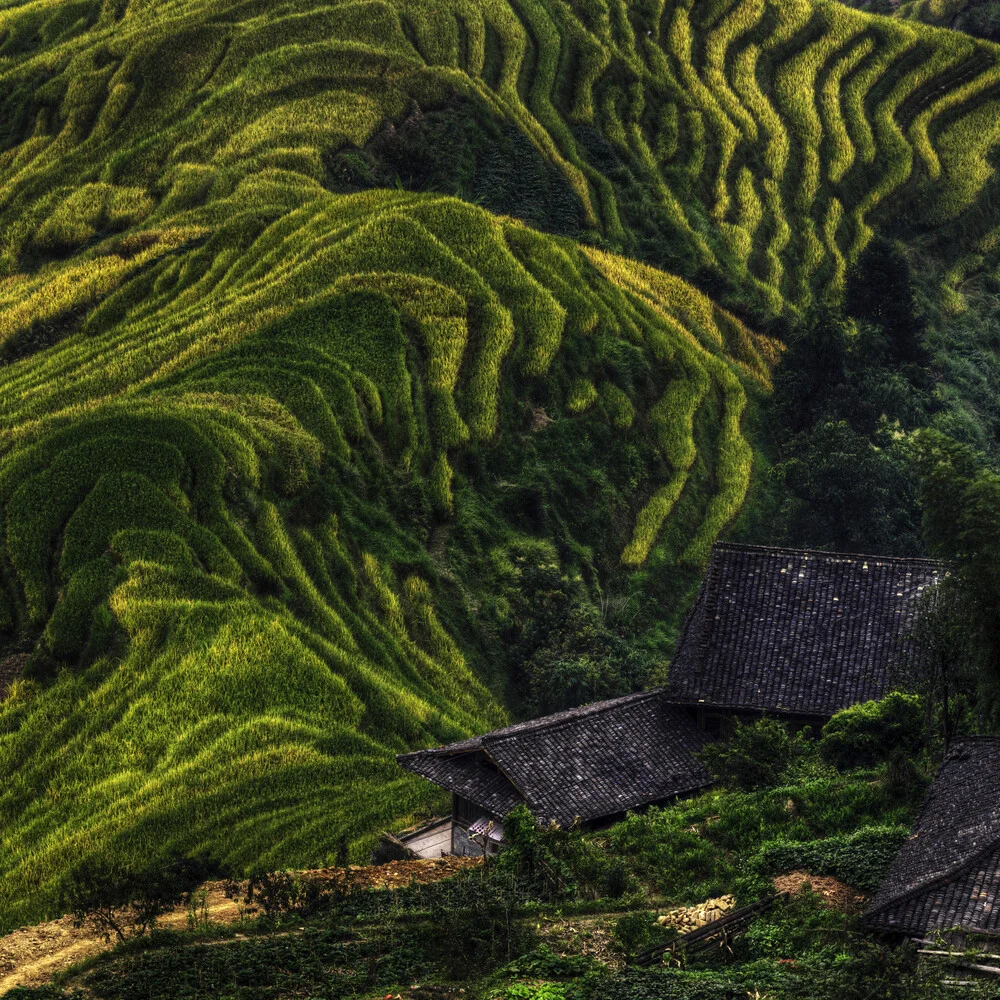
{"left": 668, "top": 543, "right": 944, "bottom": 717}
{"left": 397, "top": 690, "right": 712, "bottom": 827}
{"left": 867, "top": 737, "right": 1000, "bottom": 937}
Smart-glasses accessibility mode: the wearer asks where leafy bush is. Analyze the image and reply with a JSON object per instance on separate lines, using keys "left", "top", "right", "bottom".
{"left": 59, "top": 854, "right": 215, "bottom": 942}
{"left": 744, "top": 887, "right": 853, "bottom": 958}
{"left": 502, "top": 985, "right": 569, "bottom": 1000}
{"left": 610, "top": 911, "right": 659, "bottom": 957}
{"left": 698, "top": 717, "right": 809, "bottom": 791}
{"left": 746, "top": 825, "right": 909, "bottom": 892}
{"left": 495, "top": 804, "right": 579, "bottom": 901}
{"left": 418, "top": 864, "right": 538, "bottom": 976}
{"left": 604, "top": 775, "right": 918, "bottom": 903}
{"left": 223, "top": 870, "right": 333, "bottom": 921}
{"left": 504, "top": 946, "right": 594, "bottom": 980}
{"left": 819, "top": 693, "right": 924, "bottom": 770}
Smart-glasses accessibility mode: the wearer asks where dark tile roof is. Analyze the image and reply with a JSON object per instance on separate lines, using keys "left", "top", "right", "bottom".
{"left": 667, "top": 543, "right": 944, "bottom": 717}
{"left": 867, "top": 738, "right": 1000, "bottom": 937}
{"left": 397, "top": 690, "right": 713, "bottom": 827}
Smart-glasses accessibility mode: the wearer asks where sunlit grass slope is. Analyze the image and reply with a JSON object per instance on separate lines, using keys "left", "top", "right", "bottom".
{"left": 4, "top": 0, "right": 1000, "bottom": 317}
{"left": 0, "top": 185, "right": 775, "bottom": 928}
{"left": 1, "top": 0, "right": 999, "bottom": 933}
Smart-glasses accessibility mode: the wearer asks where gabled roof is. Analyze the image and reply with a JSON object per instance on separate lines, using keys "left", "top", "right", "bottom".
{"left": 397, "top": 690, "right": 713, "bottom": 828}
{"left": 667, "top": 543, "right": 944, "bottom": 718}
{"left": 867, "top": 738, "right": 1000, "bottom": 938}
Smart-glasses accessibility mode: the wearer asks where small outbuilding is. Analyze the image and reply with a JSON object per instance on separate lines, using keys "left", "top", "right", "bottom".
{"left": 667, "top": 543, "right": 944, "bottom": 734}
{"left": 866, "top": 737, "right": 1000, "bottom": 944}
{"left": 396, "top": 690, "right": 713, "bottom": 857}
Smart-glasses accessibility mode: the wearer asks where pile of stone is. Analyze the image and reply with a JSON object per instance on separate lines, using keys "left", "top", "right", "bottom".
{"left": 656, "top": 894, "right": 736, "bottom": 932}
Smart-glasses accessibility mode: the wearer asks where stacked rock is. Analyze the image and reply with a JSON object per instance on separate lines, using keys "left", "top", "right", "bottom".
{"left": 656, "top": 894, "right": 736, "bottom": 931}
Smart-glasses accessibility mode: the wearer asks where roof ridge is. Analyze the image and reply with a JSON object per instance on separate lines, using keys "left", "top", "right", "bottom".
{"left": 481, "top": 688, "right": 668, "bottom": 747}
{"left": 711, "top": 541, "right": 947, "bottom": 567}
{"left": 398, "top": 689, "right": 670, "bottom": 760}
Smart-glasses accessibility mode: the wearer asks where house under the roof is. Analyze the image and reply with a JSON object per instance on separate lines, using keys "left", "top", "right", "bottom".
{"left": 668, "top": 543, "right": 944, "bottom": 734}
{"left": 866, "top": 738, "right": 1000, "bottom": 943}
{"left": 395, "top": 689, "right": 713, "bottom": 858}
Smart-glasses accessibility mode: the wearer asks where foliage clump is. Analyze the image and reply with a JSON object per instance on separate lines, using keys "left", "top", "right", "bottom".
{"left": 697, "top": 717, "right": 811, "bottom": 791}
{"left": 58, "top": 854, "right": 215, "bottom": 942}
{"left": 819, "top": 693, "right": 925, "bottom": 770}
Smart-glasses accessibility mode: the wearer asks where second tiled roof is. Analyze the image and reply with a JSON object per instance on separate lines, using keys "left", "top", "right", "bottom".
{"left": 668, "top": 543, "right": 944, "bottom": 717}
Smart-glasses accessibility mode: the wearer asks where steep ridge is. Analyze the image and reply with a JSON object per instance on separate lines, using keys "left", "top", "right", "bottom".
{"left": 0, "top": 0, "right": 998, "bottom": 931}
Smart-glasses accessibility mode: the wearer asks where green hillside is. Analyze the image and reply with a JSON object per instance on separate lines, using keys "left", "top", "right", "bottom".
{"left": 1, "top": 0, "right": 1000, "bottom": 933}
{"left": 841, "top": 1, "right": 1000, "bottom": 44}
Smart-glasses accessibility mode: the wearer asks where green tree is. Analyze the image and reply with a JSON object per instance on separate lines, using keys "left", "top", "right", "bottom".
{"left": 899, "top": 582, "right": 979, "bottom": 750}
{"left": 818, "top": 693, "right": 924, "bottom": 770}
{"left": 913, "top": 430, "right": 1000, "bottom": 721}
{"left": 59, "top": 854, "right": 212, "bottom": 942}
{"left": 697, "top": 717, "right": 807, "bottom": 791}
{"left": 766, "top": 305, "right": 930, "bottom": 555}
{"left": 846, "top": 235, "right": 927, "bottom": 365}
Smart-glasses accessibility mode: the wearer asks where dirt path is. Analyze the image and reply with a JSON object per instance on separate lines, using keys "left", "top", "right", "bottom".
{"left": 0, "top": 916, "right": 103, "bottom": 994}
{"left": 0, "top": 858, "right": 481, "bottom": 992}
{"left": 0, "top": 883, "right": 240, "bottom": 993}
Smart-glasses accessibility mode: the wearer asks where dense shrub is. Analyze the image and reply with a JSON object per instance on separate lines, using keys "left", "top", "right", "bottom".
{"left": 418, "top": 864, "right": 538, "bottom": 975}
{"left": 493, "top": 803, "right": 643, "bottom": 903}
{"left": 605, "top": 776, "right": 918, "bottom": 903}
{"left": 610, "top": 911, "right": 661, "bottom": 957}
{"left": 223, "top": 870, "right": 334, "bottom": 921}
{"left": 746, "top": 825, "right": 909, "bottom": 891}
{"left": 697, "top": 717, "right": 808, "bottom": 791}
{"left": 819, "top": 693, "right": 924, "bottom": 770}
{"left": 59, "top": 854, "right": 216, "bottom": 942}
{"left": 956, "top": 2, "right": 1000, "bottom": 42}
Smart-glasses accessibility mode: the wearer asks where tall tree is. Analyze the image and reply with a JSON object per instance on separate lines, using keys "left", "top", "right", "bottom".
{"left": 913, "top": 431, "right": 1000, "bottom": 721}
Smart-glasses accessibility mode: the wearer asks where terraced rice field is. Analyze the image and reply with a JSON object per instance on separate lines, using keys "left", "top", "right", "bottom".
{"left": 0, "top": 0, "right": 999, "bottom": 932}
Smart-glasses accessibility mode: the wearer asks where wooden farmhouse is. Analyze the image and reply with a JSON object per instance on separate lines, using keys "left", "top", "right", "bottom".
{"left": 667, "top": 543, "right": 944, "bottom": 735}
{"left": 866, "top": 737, "right": 1000, "bottom": 945}
{"left": 394, "top": 542, "right": 944, "bottom": 858}
{"left": 395, "top": 691, "right": 713, "bottom": 858}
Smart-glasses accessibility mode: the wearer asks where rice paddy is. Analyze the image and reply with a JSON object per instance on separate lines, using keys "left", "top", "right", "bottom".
{"left": 0, "top": 0, "right": 999, "bottom": 934}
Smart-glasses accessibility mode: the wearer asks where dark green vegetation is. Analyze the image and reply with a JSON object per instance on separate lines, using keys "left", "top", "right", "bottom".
{"left": 11, "top": 702, "right": 987, "bottom": 1000}
{"left": 5, "top": 0, "right": 1000, "bottom": 953}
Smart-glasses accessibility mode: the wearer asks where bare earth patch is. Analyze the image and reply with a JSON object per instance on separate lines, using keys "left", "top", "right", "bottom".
{"left": 297, "top": 856, "right": 481, "bottom": 892}
{"left": 537, "top": 913, "right": 624, "bottom": 969}
{"left": 772, "top": 871, "right": 868, "bottom": 912}
{"left": 0, "top": 915, "right": 104, "bottom": 992}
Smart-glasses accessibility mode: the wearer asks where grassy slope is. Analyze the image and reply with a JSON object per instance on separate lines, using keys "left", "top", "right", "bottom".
{"left": 1, "top": 0, "right": 1000, "bottom": 931}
